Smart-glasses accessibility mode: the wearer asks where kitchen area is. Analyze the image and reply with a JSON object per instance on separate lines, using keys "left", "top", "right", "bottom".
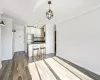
{"left": 27, "top": 25, "right": 46, "bottom": 57}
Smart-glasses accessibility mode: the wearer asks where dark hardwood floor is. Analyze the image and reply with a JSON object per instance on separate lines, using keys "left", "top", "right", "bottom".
{"left": 0, "top": 52, "right": 55, "bottom": 80}
{"left": 0, "top": 51, "right": 31, "bottom": 80}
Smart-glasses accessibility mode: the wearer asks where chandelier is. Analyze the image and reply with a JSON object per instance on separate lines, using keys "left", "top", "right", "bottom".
{"left": 46, "top": 1, "right": 53, "bottom": 20}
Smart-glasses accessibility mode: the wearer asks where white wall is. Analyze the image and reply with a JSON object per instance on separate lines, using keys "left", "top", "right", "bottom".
{"left": 1, "top": 18, "right": 13, "bottom": 60}
{"left": 0, "top": 13, "right": 1, "bottom": 68}
{"left": 25, "top": 25, "right": 28, "bottom": 53}
{"left": 0, "top": 26, "right": 2, "bottom": 68}
{"left": 57, "top": 8, "right": 100, "bottom": 75}
{"left": 46, "top": 24, "right": 55, "bottom": 54}
{"left": 0, "top": 13, "right": 2, "bottom": 68}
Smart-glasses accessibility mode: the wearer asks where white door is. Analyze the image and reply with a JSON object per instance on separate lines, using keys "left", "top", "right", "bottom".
{"left": 14, "top": 25, "right": 25, "bottom": 52}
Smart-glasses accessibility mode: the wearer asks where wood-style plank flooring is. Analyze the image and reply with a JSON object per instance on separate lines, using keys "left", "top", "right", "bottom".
{"left": 0, "top": 52, "right": 96, "bottom": 80}
{"left": 28, "top": 57, "right": 93, "bottom": 80}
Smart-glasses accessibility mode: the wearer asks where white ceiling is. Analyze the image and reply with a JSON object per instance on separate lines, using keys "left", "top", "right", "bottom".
{"left": 0, "top": 0, "right": 100, "bottom": 25}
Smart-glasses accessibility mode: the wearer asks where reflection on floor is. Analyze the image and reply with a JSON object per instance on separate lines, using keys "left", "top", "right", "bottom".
{"left": 28, "top": 56, "right": 93, "bottom": 80}
{"left": 29, "top": 53, "right": 55, "bottom": 63}
{"left": 0, "top": 52, "right": 99, "bottom": 80}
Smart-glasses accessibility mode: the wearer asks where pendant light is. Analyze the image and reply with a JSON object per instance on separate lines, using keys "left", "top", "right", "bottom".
{"left": 46, "top": 1, "right": 53, "bottom": 20}
{"left": 0, "top": 13, "right": 5, "bottom": 26}
{"left": 0, "top": 21, "right": 5, "bottom": 26}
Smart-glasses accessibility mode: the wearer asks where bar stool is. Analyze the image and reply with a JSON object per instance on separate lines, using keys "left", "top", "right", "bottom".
{"left": 32, "top": 48, "right": 39, "bottom": 57}
{"left": 40, "top": 47, "right": 46, "bottom": 56}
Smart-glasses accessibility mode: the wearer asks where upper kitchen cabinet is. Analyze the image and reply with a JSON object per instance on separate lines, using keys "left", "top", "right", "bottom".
{"left": 27, "top": 26, "right": 45, "bottom": 38}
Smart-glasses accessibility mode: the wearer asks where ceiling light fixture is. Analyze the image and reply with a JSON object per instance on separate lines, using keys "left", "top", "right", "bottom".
{"left": 0, "top": 21, "right": 5, "bottom": 26}
{"left": 46, "top": 1, "right": 53, "bottom": 20}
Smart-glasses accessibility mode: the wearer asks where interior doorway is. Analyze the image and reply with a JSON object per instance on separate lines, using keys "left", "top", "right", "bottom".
{"left": 26, "top": 24, "right": 57, "bottom": 59}
{"left": 27, "top": 25, "right": 46, "bottom": 57}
